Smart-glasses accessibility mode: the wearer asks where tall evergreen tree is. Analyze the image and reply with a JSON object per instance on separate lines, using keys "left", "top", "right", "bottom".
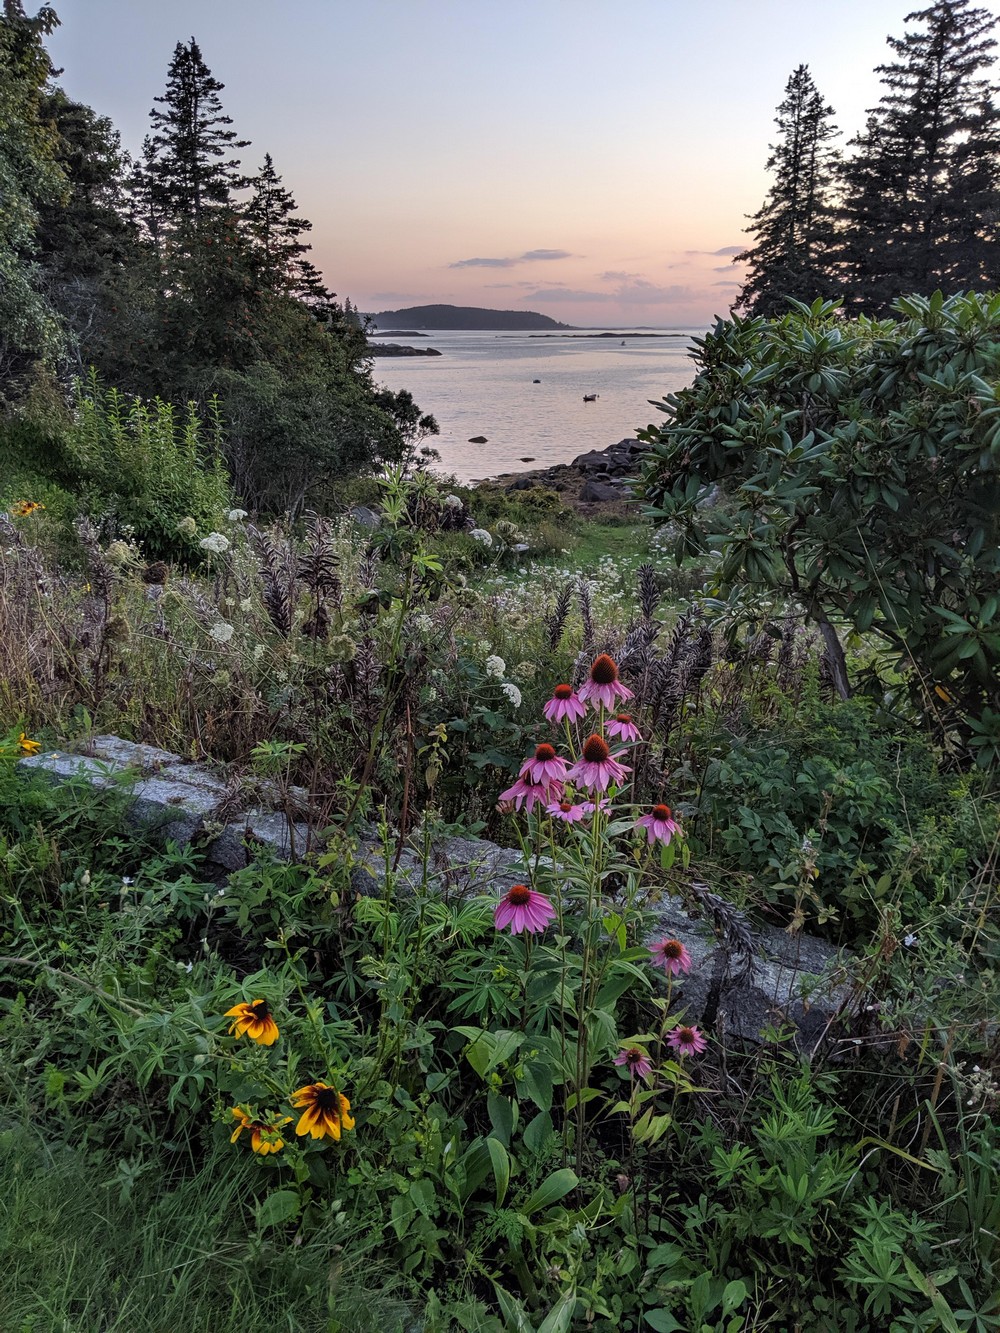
{"left": 0, "top": 1, "right": 65, "bottom": 391}
{"left": 144, "top": 37, "right": 248, "bottom": 226}
{"left": 734, "top": 65, "right": 840, "bottom": 316}
{"left": 838, "top": 0, "right": 1000, "bottom": 313}
{"left": 244, "top": 152, "right": 313, "bottom": 293}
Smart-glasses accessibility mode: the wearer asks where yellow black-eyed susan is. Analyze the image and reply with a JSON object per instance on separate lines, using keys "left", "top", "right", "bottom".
{"left": 290, "top": 1082, "right": 355, "bottom": 1141}
{"left": 224, "top": 998, "right": 279, "bottom": 1045}
{"left": 17, "top": 733, "right": 41, "bottom": 755}
{"left": 230, "top": 1106, "right": 291, "bottom": 1155}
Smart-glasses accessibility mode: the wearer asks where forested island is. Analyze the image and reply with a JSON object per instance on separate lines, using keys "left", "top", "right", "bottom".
{"left": 370, "top": 303, "right": 573, "bottom": 330}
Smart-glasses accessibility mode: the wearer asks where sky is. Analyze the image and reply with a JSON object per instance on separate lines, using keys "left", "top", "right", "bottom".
{"left": 45, "top": 0, "right": 1000, "bottom": 328}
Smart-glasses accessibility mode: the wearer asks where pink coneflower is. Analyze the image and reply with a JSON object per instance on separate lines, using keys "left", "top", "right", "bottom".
{"left": 547, "top": 798, "right": 587, "bottom": 824}
{"left": 578, "top": 654, "right": 634, "bottom": 712}
{"left": 566, "top": 734, "right": 631, "bottom": 793}
{"left": 613, "top": 1046, "right": 652, "bottom": 1081}
{"left": 636, "top": 803, "right": 681, "bottom": 847}
{"left": 543, "top": 683, "right": 586, "bottom": 725}
{"left": 581, "top": 796, "right": 610, "bottom": 816}
{"left": 667, "top": 1024, "right": 707, "bottom": 1056}
{"left": 494, "top": 883, "right": 556, "bottom": 935}
{"left": 499, "top": 772, "right": 563, "bottom": 813}
{"left": 520, "top": 742, "right": 569, "bottom": 785}
{"left": 650, "top": 937, "right": 693, "bottom": 976}
{"left": 606, "top": 712, "right": 642, "bottom": 743}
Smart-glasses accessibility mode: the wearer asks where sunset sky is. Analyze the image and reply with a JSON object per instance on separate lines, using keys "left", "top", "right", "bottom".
{"left": 47, "top": 0, "right": 1000, "bottom": 327}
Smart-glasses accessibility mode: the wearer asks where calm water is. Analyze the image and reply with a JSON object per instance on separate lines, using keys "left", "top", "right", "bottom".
{"left": 373, "top": 328, "right": 703, "bottom": 482}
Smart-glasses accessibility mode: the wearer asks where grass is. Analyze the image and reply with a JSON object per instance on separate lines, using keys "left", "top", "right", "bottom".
{"left": 0, "top": 1119, "right": 414, "bottom": 1333}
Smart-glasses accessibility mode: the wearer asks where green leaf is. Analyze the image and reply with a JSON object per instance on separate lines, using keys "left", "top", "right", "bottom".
{"left": 486, "top": 1136, "right": 511, "bottom": 1207}
{"left": 523, "top": 1109, "right": 554, "bottom": 1156}
{"left": 255, "top": 1187, "right": 300, "bottom": 1231}
{"left": 522, "top": 1167, "right": 578, "bottom": 1216}
{"left": 643, "top": 1311, "right": 683, "bottom": 1332}
{"left": 537, "top": 1290, "right": 577, "bottom": 1333}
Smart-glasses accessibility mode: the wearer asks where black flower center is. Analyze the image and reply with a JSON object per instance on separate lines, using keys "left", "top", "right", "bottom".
{"left": 535, "top": 743, "right": 556, "bottom": 761}
{"left": 314, "top": 1086, "right": 339, "bottom": 1112}
{"left": 250, "top": 1000, "right": 271, "bottom": 1020}
{"left": 652, "top": 805, "right": 672, "bottom": 820}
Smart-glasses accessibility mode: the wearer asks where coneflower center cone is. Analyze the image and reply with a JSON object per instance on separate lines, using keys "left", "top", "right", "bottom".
{"left": 553, "top": 683, "right": 573, "bottom": 699}
{"left": 508, "top": 884, "right": 531, "bottom": 905}
{"left": 590, "top": 654, "right": 619, "bottom": 685}
{"left": 535, "top": 743, "right": 556, "bottom": 761}
{"left": 652, "top": 804, "right": 672, "bottom": 820}
{"left": 582, "top": 734, "right": 610, "bottom": 763}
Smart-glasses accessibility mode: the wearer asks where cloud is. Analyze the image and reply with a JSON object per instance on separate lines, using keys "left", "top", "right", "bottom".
{"left": 711, "top": 280, "right": 741, "bottom": 287}
{"left": 524, "top": 279, "right": 694, "bottom": 305}
{"left": 484, "top": 279, "right": 566, "bottom": 289}
{"left": 448, "top": 248, "right": 572, "bottom": 269}
{"left": 449, "top": 256, "right": 518, "bottom": 269}
{"left": 598, "top": 269, "right": 640, "bottom": 282}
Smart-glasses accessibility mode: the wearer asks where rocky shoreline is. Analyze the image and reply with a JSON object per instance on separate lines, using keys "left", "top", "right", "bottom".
{"left": 483, "top": 436, "right": 647, "bottom": 515}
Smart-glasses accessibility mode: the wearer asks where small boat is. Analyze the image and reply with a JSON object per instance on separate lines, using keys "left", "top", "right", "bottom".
{"left": 583, "top": 393, "right": 599, "bottom": 402}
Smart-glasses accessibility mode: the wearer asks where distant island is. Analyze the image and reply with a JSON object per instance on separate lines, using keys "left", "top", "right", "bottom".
{"left": 368, "top": 342, "right": 442, "bottom": 357}
{"left": 369, "top": 304, "right": 573, "bottom": 331}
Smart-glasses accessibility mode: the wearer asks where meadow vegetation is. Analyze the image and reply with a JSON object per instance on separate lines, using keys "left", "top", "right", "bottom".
{"left": 2, "top": 312, "right": 999, "bottom": 1327}
{"left": 1, "top": 4, "right": 999, "bottom": 1328}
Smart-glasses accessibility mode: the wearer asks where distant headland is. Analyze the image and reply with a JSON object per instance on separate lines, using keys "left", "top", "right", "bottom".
{"left": 369, "top": 304, "right": 573, "bottom": 331}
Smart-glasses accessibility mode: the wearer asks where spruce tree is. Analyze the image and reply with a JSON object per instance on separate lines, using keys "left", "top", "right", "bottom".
{"left": 244, "top": 152, "right": 313, "bottom": 293}
{"left": 838, "top": 0, "right": 1000, "bottom": 313}
{"left": 734, "top": 65, "right": 840, "bottom": 316}
{"left": 144, "top": 37, "right": 248, "bottom": 226}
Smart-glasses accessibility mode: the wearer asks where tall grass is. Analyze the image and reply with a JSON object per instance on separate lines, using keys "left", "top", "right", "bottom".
{"left": 0, "top": 1119, "right": 413, "bottom": 1333}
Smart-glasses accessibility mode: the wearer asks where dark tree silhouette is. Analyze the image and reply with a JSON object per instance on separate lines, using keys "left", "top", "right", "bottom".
{"left": 838, "top": 0, "right": 1000, "bottom": 313}
{"left": 734, "top": 65, "right": 840, "bottom": 316}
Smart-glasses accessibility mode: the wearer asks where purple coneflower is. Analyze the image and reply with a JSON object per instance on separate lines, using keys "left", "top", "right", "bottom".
{"left": 494, "top": 884, "right": 556, "bottom": 935}
{"left": 520, "top": 742, "right": 569, "bottom": 785}
{"left": 499, "top": 772, "right": 563, "bottom": 813}
{"left": 613, "top": 1046, "right": 652, "bottom": 1081}
{"left": 649, "top": 937, "right": 692, "bottom": 976}
{"left": 543, "top": 683, "right": 586, "bottom": 725}
{"left": 546, "top": 798, "right": 587, "bottom": 824}
{"left": 566, "top": 734, "right": 631, "bottom": 793}
{"left": 606, "top": 712, "right": 642, "bottom": 743}
{"left": 667, "top": 1024, "right": 707, "bottom": 1056}
{"left": 636, "top": 803, "right": 681, "bottom": 847}
{"left": 578, "top": 654, "right": 634, "bottom": 712}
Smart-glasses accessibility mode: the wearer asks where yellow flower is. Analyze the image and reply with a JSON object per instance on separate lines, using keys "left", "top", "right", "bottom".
{"left": 230, "top": 1107, "right": 291, "bottom": 1155}
{"left": 934, "top": 685, "right": 952, "bottom": 704}
{"left": 10, "top": 500, "right": 44, "bottom": 518}
{"left": 290, "top": 1082, "right": 355, "bottom": 1141}
{"left": 224, "top": 998, "right": 279, "bottom": 1045}
{"left": 17, "top": 733, "right": 41, "bottom": 756}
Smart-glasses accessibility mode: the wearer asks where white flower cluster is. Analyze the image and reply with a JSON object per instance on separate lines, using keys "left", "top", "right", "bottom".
{"left": 199, "top": 532, "right": 230, "bottom": 554}
{"left": 210, "top": 621, "right": 235, "bottom": 643}
{"left": 227, "top": 508, "right": 248, "bottom": 522}
{"left": 501, "top": 682, "right": 522, "bottom": 709}
{"left": 469, "top": 528, "right": 493, "bottom": 547}
{"left": 443, "top": 494, "right": 463, "bottom": 510}
{"left": 485, "top": 654, "right": 506, "bottom": 679}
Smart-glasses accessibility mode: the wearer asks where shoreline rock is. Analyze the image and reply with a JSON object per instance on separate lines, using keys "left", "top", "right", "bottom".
{"left": 482, "top": 437, "right": 647, "bottom": 516}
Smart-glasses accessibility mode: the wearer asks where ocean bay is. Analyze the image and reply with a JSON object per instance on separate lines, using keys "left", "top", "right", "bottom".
{"left": 373, "top": 328, "right": 704, "bottom": 482}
